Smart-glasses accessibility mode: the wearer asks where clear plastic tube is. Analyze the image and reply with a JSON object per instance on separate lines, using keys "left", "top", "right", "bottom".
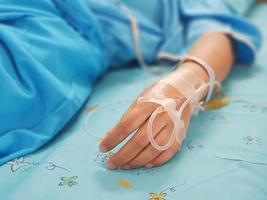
{"left": 138, "top": 55, "right": 221, "bottom": 151}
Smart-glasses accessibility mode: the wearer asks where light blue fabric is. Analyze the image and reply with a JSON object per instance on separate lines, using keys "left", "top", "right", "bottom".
{"left": 0, "top": 3, "right": 266, "bottom": 200}
{"left": 0, "top": 0, "right": 262, "bottom": 165}
{"left": 0, "top": 0, "right": 108, "bottom": 165}
{"left": 223, "top": 0, "right": 255, "bottom": 15}
{"left": 88, "top": 0, "right": 261, "bottom": 67}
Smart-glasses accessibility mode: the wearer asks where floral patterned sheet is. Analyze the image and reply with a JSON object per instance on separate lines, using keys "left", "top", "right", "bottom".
{"left": 1, "top": 4, "right": 267, "bottom": 200}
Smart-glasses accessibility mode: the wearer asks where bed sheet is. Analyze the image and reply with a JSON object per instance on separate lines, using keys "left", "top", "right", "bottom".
{"left": 1, "top": 4, "right": 267, "bottom": 200}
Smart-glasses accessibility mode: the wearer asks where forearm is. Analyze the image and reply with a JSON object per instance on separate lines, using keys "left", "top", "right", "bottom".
{"left": 175, "top": 32, "right": 235, "bottom": 84}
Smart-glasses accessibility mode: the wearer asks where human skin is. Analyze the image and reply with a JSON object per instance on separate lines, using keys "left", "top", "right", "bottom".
{"left": 99, "top": 32, "right": 234, "bottom": 170}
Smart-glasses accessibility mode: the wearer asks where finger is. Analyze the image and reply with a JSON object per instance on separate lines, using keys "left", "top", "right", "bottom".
{"left": 99, "top": 84, "right": 157, "bottom": 152}
{"left": 122, "top": 124, "right": 173, "bottom": 169}
{"left": 106, "top": 111, "right": 170, "bottom": 169}
{"left": 144, "top": 105, "right": 192, "bottom": 168}
{"left": 145, "top": 139, "right": 180, "bottom": 168}
{"left": 100, "top": 101, "right": 157, "bottom": 152}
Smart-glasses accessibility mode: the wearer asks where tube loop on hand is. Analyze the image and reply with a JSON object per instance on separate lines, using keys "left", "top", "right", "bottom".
{"left": 137, "top": 55, "right": 220, "bottom": 151}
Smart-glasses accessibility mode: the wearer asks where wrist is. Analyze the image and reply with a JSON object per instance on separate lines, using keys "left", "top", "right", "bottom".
{"left": 174, "top": 61, "right": 209, "bottom": 83}
{"left": 165, "top": 60, "right": 211, "bottom": 104}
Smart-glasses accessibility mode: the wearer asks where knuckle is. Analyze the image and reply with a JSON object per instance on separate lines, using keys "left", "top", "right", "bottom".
{"left": 110, "top": 155, "right": 121, "bottom": 166}
{"left": 119, "top": 118, "right": 135, "bottom": 134}
{"left": 139, "top": 131, "right": 149, "bottom": 141}
{"left": 118, "top": 120, "right": 128, "bottom": 133}
{"left": 132, "top": 138, "right": 146, "bottom": 149}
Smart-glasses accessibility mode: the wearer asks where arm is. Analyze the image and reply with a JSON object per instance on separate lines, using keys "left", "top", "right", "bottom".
{"left": 185, "top": 32, "right": 234, "bottom": 83}
{"left": 99, "top": 32, "right": 234, "bottom": 170}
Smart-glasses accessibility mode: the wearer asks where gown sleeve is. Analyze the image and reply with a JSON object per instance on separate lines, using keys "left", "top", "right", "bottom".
{"left": 180, "top": 0, "right": 262, "bottom": 66}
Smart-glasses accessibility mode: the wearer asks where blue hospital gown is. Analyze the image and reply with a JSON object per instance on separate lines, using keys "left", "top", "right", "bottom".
{"left": 0, "top": 0, "right": 262, "bottom": 165}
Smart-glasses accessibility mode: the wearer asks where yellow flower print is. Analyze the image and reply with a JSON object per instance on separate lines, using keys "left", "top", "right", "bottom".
{"left": 149, "top": 192, "right": 167, "bottom": 200}
{"left": 117, "top": 179, "right": 133, "bottom": 189}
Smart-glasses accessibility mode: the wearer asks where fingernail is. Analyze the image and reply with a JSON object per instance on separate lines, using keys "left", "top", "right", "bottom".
{"left": 145, "top": 163, "right": 154, "bottom": 168}
{"left": 107, "top": 161, "right": 116, "bottom": 170}
{"left": 122, "top": 165, "right": 131, "bottom": 170}
{"left": 99, "top": 145, "right": 108, "bottom": 153}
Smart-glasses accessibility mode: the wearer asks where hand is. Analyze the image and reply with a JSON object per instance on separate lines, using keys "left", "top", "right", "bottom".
{"left": 99, "top": 76, "right": 192, "bottom": 170}
{"left": 99, "top": 31, "right": 233, "bottom": 169}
